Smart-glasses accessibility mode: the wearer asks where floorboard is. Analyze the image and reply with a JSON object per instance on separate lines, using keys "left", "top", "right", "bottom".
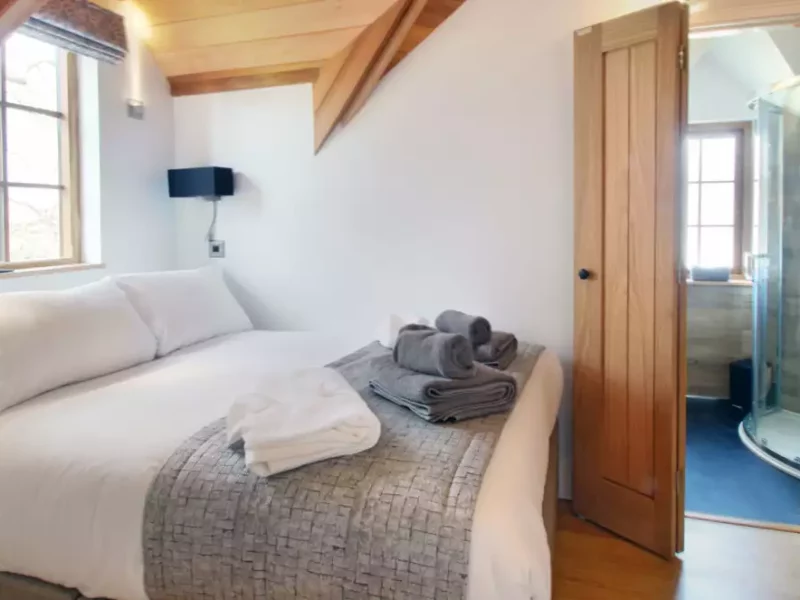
{"left": 553, "top": 502, "right": 800, "bottom": 600}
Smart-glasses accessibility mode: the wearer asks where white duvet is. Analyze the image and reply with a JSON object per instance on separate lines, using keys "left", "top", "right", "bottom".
{"left": 0, "top": 331, "right": 562, "bottom": 600}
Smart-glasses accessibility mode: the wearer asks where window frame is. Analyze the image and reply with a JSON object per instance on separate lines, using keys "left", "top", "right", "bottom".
{"left": 0, "top": 43, "right": 81, "bottom": 271}
{"left": 687, "top": 121, "right": 753, "bottom": 276}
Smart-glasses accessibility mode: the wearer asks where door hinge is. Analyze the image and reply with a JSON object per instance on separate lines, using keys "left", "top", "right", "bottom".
{"left": 678, "top": 45, "right": 686, "bottom": 71}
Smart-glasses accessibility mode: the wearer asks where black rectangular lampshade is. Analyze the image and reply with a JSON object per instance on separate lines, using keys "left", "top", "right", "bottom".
{"left": 168, "top": 167, "right": 234, "bottom": 198}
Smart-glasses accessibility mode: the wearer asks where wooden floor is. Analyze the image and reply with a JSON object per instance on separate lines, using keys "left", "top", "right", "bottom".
{"left": 553, "top": 502, "right": 800, "bottom": 600}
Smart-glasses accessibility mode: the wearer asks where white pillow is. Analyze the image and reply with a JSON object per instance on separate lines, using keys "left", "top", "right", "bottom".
{"left": 115, "top": 266, "right": 253, "bottom": 357}
{"left": 0, "top": 279, "right": 158, "bottom": 413}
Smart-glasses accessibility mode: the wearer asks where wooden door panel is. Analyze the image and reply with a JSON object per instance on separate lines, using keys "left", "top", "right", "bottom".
{"left": 573, "top": 2, "right": 688, "bottom": 558}
{"left": 627, "top": 40, "right": 657, "bottom": 497}
{"left": 603, "top": 46, "right": 631, "bottom": 489}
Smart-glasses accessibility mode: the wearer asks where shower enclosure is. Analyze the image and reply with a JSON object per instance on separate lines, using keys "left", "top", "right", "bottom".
{"left": 743, "top": 79, "right": 800, "bottom": 479}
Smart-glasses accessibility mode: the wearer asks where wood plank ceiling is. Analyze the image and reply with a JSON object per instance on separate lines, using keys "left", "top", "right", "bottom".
{"left": 129, "top": 0, "right": 465, "bottom": 150}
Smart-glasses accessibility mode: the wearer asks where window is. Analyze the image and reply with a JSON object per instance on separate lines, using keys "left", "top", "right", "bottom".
{"left": 686, "top": 122, "right": 752, "bottom": 274}
{"left": 0, "top": 33, "right": 80, "bottom": 270}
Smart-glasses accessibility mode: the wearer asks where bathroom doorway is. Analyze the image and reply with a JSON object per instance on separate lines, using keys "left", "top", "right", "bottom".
{"left": 685, "top": 24, "right": 800, "bottom": 529}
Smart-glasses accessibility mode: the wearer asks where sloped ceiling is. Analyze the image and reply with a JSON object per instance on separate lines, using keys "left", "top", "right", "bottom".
{"left": 125, "top": 0, "right": 465, "bottom": 150}
{"left": 767, "top": 27, "right": 800, "bottom": 75}
{"left": 139, "top": 0, "right": 400, "bottom": 93}
{"left": 690, "top": 26, "right": 797, "bottom": 100}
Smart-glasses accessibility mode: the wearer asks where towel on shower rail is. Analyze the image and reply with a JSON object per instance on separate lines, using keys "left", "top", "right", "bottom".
{"left": 435, "top": 310, "right": 492, "bottom": 347}
{"left": 394, "top": 324, "right": 476, "bottom": 379}
{"left": 368, "top": 353, "right": 517, "bottom": 423}
{"left": 475, "top": 331, "right": 519, "bottom": 370}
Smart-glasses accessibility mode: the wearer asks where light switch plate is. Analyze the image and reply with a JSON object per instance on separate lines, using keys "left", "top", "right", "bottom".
{"left": 127, "top": 100, "right": 145, "bottom": 120}
{"left": 209, "top": 240, "right": 226, "bottom": 258}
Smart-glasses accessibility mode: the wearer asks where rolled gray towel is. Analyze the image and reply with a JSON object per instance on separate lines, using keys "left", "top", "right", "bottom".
{"left": 394, "top": 325, "right": 476, "bottom": 379}
{"left": 475, "top": 332, "right": 519, "bottom": 370}
{"left": 435, "top": 310, "right": 492, "bottom": 346}
{"left": 368, "top": 353, "right": 517, "bottom": 423}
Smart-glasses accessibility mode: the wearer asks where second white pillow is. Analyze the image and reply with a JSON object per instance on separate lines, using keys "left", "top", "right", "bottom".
{"left": 115, "top": 266, "right": 253, "bottom": 357}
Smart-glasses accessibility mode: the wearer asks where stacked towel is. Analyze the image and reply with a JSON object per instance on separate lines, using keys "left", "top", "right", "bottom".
{"left": 435, "top": 310, "right": 519, "bottom": 370}
{"left": 368, "top": 352, "right": 517, "bottom": 423}
{"left": 228, "top": 368, "right": 381, "bottom": 476}
{"left": 369, "top": 310, "right": 523, "bottom": 422}
{"left": 475, "top": 331, "right": 519, "bottom": 370}
{"left": 435, "top": 310, "right": 492, "bottom": 347}
{"left": 393, "top": 324, "right": 476, "bottom": 379}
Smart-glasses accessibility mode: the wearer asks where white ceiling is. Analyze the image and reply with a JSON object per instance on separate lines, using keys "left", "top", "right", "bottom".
{"left": 690, "top": 26, "right": 800, "bottom": 100}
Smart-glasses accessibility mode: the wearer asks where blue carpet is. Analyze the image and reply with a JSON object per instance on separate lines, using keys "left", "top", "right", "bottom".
{"left": 685, "top": 397, "right": 800, "bottom": 525}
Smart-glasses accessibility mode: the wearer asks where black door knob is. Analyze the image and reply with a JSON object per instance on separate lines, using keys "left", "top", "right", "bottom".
{"left": 578, "top": 269, "right": 592, "bottom": 281}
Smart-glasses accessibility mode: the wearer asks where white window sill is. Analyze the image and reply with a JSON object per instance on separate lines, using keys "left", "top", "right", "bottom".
{"left": 687, "top": 277, "right": 753, "bottom": 288}
{"left": 0, "top": 263, "right": 105, "bottom": 280}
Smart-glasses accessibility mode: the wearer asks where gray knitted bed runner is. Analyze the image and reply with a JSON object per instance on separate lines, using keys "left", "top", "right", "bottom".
{"left": 143, "top": 341, "right": 544, "bottom": 600}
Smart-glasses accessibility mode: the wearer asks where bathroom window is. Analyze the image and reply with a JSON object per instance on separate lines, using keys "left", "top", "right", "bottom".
{"left": 687, "top": 122, "right": 753, "bottom": 274}
{"left": 0, "top": 33, "right": 80, "bottom": 270}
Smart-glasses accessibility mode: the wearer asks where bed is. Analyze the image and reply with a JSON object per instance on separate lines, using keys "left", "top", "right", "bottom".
{"left": 0, "top": 330, "right": 561, "bottom": 600}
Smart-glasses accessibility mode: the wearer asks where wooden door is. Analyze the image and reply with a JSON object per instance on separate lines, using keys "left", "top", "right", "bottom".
{"left": 573, "top": 2, "right": 688, "bottom": 558}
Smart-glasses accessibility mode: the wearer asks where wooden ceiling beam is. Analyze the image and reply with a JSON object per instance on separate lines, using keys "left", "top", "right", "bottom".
{"left": 156, "top": 27, "right": 363, "bottom": 77}
{"left": 313, "top": 42, "right": 355, "bottom": 110}
{"left": 0, "top": 0, "right": 48, "bottom": 44}
{"left": 341, "top": 0, "right": 428, "bottom": 124}
{"left": 170, "top": 63, "right": 321, "bottom": 96}
{"left": 148, "top": 0, "right": 401, "bottom": 53}
{"left": 313, "top": 0, "right": 407, "bottom": 152}
{"left": 388, "top": 0, "right": 464, "bottom": 70}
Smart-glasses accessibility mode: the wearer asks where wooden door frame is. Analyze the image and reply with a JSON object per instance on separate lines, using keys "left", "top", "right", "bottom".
{"left": 571, "top": 0, "right": 800, "bottom": 560}
{"left": 573, "top": 2, "right": 688, "bottom": 559}
{"left": 690, "top": 0, "right": 800, "bottom": 31}
{"left": 680, "top": 1, "right": 800, "bottom": 535}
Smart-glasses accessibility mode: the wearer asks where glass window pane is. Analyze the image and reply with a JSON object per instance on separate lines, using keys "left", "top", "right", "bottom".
{"left": 7, "top": 187, "right": 61, "bottom": 262}
{"left": 6, "top": 108, "right": 61, "bottom": 185}
{"left": 688, "top": 183, "right": 700, "bottom": 226}
{"left": 699, "top": 227, "right": 734, "bottom": 268}
{"left": 700, "top": 182, "right": 736, "bottom": 226}
{"left": 687, "top": 226, "right": 699, "bottom": 268}
{"left": 689, "top": 139, "right": 701, "bottom": 183}
{"left": 4, "top": 33, "right": 60, "bottom": 112}
{"left": 701, "top": 136, "right": 737, "bottom": 182}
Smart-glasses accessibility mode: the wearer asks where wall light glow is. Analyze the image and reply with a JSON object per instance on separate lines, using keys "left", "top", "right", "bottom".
{"left": 122, "top": 2, "right": 152, "bottom": 109}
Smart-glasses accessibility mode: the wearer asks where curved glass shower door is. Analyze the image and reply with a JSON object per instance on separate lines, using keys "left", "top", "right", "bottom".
{"left": 743, "top": 81, "right": 800, "bottom": 479}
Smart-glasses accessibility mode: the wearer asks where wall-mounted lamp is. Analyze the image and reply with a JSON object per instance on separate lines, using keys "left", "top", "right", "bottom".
{"left": 168, "top": 167, "right": 235, "bottom": 258}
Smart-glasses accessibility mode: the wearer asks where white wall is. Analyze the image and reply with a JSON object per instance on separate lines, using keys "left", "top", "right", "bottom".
{"left": 173, "top": 0, "right": 659, "bottom": 497}
{"left": 690, "top": 53, "right": 756, "bottom": 123}
{"left": 0, "top": 46, "right": 176, "bottom": 293}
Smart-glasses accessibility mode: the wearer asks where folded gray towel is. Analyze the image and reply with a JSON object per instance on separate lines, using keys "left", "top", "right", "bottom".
{"left": 475, "top": 331, "right": 518, "bottom": 370}
{"left": 435, "top": 310, "right": 492, "bottom": 346}
{"left": 368, "top": 353, "right": 516, "bottom": 423}
{"left": 394, "top": 325, "right": 476, "bottom": 379}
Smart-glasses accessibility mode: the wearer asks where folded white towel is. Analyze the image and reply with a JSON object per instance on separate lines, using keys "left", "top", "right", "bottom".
{"left": 377, "top": 314, "right": 431, "bottom": 349}
{"left": 227, "top": 368, "right": 381, "bottom": 477}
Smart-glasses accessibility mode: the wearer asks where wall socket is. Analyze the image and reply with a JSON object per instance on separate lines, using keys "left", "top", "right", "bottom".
{"left": 209, "top": 240, "right": 226, "bottom": 258}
